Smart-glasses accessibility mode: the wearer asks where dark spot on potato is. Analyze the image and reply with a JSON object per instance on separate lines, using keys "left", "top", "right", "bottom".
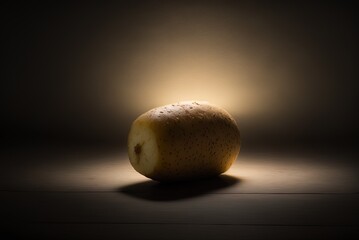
{"left": 134, "top": 144, "right": 142, "bottom": 155}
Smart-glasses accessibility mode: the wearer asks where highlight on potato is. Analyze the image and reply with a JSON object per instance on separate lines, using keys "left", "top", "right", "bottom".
{"left": 127, "top": 101, "right": 240, "bottom": 182}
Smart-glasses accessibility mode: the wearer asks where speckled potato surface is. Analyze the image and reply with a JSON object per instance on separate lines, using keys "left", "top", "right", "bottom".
{"left": 127, "top": 101, "right": 240, "bottom": 182}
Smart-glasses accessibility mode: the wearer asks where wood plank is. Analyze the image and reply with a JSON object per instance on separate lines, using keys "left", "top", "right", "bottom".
{"left": 1, "top": 150, "right": 358, "bottom": 193}
{"left": 1, "top": 192, "right": 358, "bottom": 226}
{"left": 1, "top": 147, "right": 358, "bottom": 239}
{"left": 3, "top": 224, "right": 359, "bottom": 240}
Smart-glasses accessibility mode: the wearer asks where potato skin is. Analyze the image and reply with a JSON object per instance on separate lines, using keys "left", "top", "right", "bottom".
{"left": 129, "top": 101, "right": 240, "bottom": 181}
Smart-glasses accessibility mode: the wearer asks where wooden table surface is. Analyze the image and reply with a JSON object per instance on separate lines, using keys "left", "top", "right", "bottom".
{"left": 1, "top": 146, "right": 358, "bottom": 239}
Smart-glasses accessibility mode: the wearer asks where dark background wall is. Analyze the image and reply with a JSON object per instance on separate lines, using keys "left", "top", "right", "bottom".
{"left": 2, "top": 1, "right": 358, "bottom": 151}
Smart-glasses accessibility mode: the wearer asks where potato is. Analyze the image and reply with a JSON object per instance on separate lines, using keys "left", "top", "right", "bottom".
{"left": 127, "top": 101, "right": 240, "bottom": 182}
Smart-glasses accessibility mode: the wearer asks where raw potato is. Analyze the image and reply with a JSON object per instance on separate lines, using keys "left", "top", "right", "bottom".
{"left": 127, "top": 101, "right": 240, "bottom": 182}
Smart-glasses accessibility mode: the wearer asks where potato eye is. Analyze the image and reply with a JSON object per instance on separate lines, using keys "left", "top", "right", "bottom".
{"left": 134, "top": 144, "right": 142, "bottom": 155}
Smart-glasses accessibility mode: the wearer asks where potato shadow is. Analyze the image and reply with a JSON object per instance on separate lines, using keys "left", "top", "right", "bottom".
{"left": 118, "top": 175, "right": 241, "bottom": 201}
